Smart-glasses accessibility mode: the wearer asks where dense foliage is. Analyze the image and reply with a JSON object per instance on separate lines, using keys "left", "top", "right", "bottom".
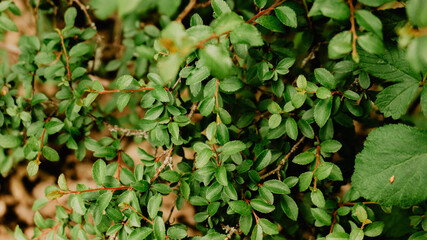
{"left": 1, "top": 0, "right": 427, "bottom": 239}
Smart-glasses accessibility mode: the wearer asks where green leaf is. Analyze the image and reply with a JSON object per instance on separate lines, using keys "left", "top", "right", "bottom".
{"left": 69, "top": 43, "right": 90, "bottom": 57}
{"left": 269, "top": 114, "right": 282, "bottom": 129}
{"left": 374, "top": 81, "right": 419, "bottom": 119}
{"left": 326, "top": 232, "right": 350, "bottom": 240}
{"left": 256, "top": 15, "right": 286, "bottom": 32}
{"left": 14, "top": 225, "right": 27, "bottom": 240}
{"left": 32, "top": 198, "right": 48, "bottom": 211}
{"left": 357, "top": 0, "right": 393, "bottom": 7}
{"left": 42, "top": 146, "right": 59, "bottom": 162}
{"left": 199, "top": 45, "right": 233, "bottom": 79}
{"left": 57, "top": 173, "right": 68, "bottom": 191}
{"left": 211, "top": 0, "right": 231, "bottom": 17}
{"left": 264, "top": 179, "right": 290, "bottom": 194}
{"left": 311, "top": 208, "right": 332, "bottom": 226}
{"left": 117, "top": 93, "right": 131, "bottom": 112}
{"left": 154, "top": 216, "right": 166, "bottom": 240}
{"left": 64, "top": 7, "right": 77, "bottom": 27}
{"left": 280, "top": 195, "right": 299, "bottom": 221}
{"left": 240, "top": 214, "right": 253, "bottom": 235}
{"left": 0, "top": 16, "right": 18, "bottom": 32}
{"left": 250, "top": 199, "right": 275, "bottom": 213}
{"left": 316, "top": 87, "right": 332, "bottom": 99}
{"left": 328, "top": 31, "right": 352, "bottom": 59}
{"left": 92, "top": 159, "right": 106, "bottom": 185}
{"left": 212, "top": 12, "right": 244, "bottom": 34}
{"left": 276, "top": 58, "right": 295, "bottom": 75}
{"left": 349, "top": 228, "right": 364, "bottom": 240}
{"left": 117, "top": 75, "right": 134, "bottom": 90}
{"left": 27, "top": 161, "right": 39, "bottom": 177}
{"left": 321, "top": 140, "right": 342, "bottom": 153}
{"left": 357, "top": 33, "right": 385, "bottom": 55}
{"left": 97, "top": 191, "right": 113, "bottom": 213}
{"left": 167, "top": 226, "right": 187, "bottom": 239}
{"left": 198, "top": 97, "right": 215, "bottom": 116}
{"left": 298, "top": 119, "right": 314, "bottom": 139}
{"left": 215, "top": 165, "right": 228, "bottom": 186}
{"left": 189, "top": 196, "right": 209, "bottom": 206}
{"left": 275, "top": 6, "right": 297, "bottom": 28}
{"left": 71, "top": 194, "right": 86, "bottom": 215}
{"left": 221, "top": 141, "right": 246, "bottom": 155}
{"left": 0, "top": 134, "right": 21, "bottom": 148}
{"left": 285, "top": 117, "right": 298, "bottom": 140}
{"left": 220, "top": 77, "right": 244, "bottom": 93}
{"left": 196, "top": 149, "right": 213, "bottom": 168}
{"left": 186, "top": 66, "right": 210, "bottom": 85}
{"left": 293, "top": 152, "right": 315, "bottom": 165}
{"left": 230, "top": 23, "right": 264, "bottom": 47}
{"left": 406, "top": 0, "right": 427, "bottom": 27}
{"left": 352, "top": 124, "right": 427, "bottom": 207}
{"left": 255, "top": 0, "right": 267, "bottom": 8}
{"left": 299, "top": 171, "right": 313, "bottom": 192}
{"left": 364, "top": 221, "right": 384, "bottom": 237}
{"left": 358, "top": 47, "right": 420, "bottom": 83}
{"left": 355, "top": 10, "right": 383, "bottom": 39}
{"left": 311, "top": 189, "right": 326, "bottom": 208}
{"left": 148, "top": 194, "right": 162, "bottom": 219}
{"left": 229, "top": 200, "right": 252, "bottom": 216}
{"left": 315, "top": 68, "right": 336, "bottom": 89}
{"left": 314, "top": 97, "right": 333, "bottom": 128}
{"left": 319, "top": 0, "right": 350, "bottom": 21}
{"left": 421, "top": 85, "right": 427, "bottom": 118}
{"left": 259, "top": 218, "right": 279, "bottom": 235}
{"left": 31, "top": 93, "right": 48, "bottom": 106}
{"left": 206, "top": 181, "right": 223, "bottom": 202}
{"left": 151, "top": 85, "right": 169, "bottom": 102}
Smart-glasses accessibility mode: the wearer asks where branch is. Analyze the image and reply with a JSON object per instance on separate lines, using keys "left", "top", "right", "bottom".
{"left": 121, "top": 203, "right": 154, "bottom": 225}
{"left": 35, "top": 117, "right": 52, "bottom": 165}
{"left": 187, "top": 102, "right": 198, "bottom": 121}
{"left": 59, "top": 186, "right": 133, "bottom": 195}
{"left": 87, "top": 113, "right": 149, "bottom": 137}
{"left": 150, "top": 147, "right": 175, "bottom": 184}
{"left": 348, "top": 0, "right": 359, "bottom": 61}
{"left": 176, "top": 0, "right": 197, "bottom": 23}
{"left": 260, "top": 136, "right": 306, "bottom": 180}
{"left": 55, "top": 29, "right": 73, "bottom": 88}
{"left": 246, "top": 0, "right": 286, "bottom": 24}
{"left": 312, "top": 137, "right": 321, "bottom": 190}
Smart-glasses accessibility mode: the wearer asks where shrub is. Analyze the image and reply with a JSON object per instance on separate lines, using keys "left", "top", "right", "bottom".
{"left": 1, "top": 0, "right": 427, "bottom": 239}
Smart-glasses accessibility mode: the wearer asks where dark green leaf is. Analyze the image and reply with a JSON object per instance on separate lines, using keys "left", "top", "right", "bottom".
{"left": 352, "top": 124, "right": 427, "bottom": 207}
{"left": 229, "top": 200, "right": 252, "bottom": 216}
{"left": 275, "top": 6, "right": 297, "bottom": 28}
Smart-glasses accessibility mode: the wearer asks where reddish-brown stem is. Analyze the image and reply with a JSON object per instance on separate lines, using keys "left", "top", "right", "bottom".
{"left": 312, "top": 137, "right": 321, "bottom": 190}
{"left": 196, "top": 31, "right": 231, "bottom": 48}
{"left": 150, "top": 147, "right": 175, "bottom": 184}
{"left": 339, "top": 201, "right": 378, "bottom": 206}
{"left": 91, "top": 87, "right": 157, "bottom": 95}
{"left": 35, "top": 117, "right": 51, "bottom": 165}
{"left": 212, "top": 145, "right": 221, "bottom": 166}
{"left": 330, "top": 210, "right": 338, "bottom": 233}
{"left": 246, "top": 0, "right": 286, "bottom": 24}
{"left": 260, "top": 136, "right": 306, "bottom": 180}
{"left": 121, "top": 203, "right": 154, "bottom": 225}
{"left": 176, "top": 0, "right": 197, "bottom": 23}
{"left": 115, "top": 151, "right": 122, "bottom": 181}
{"left": 59, "top": 186, "right": 133, "bottom": 195}
{"left": 55, "top": 29, "right": 72, "bottom": 87}
{"left": 195, "top": 0, "right": 211, "bottom": 8}
{"left": 33, "top": 221, "right": 61, "bottom": 240}
{"left": 348, "top": 0, "right": 358, "bottom": 59}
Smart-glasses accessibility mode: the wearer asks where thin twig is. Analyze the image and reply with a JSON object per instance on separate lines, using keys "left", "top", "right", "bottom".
{"left": 150, "top": 147, "right": 175, "bottom": 184}
{"left": 59, "top": 186, "right": 133, "bottom": 195}
{"left": 260, "top": 136, "right": 306, "bottom": 180}
{"left": 176, "top": 0, "right": 197, "bottom": 23}
{"left": 187, "top": 103, "right": 198, "bottom": 121}
{"left": 246, "top": 0, "right": 286, "bottom": 24}
{"left": 301, "top": 43, "right": 320, "bottom": 68}
{"left": 55, "top": 29, "right": 73, "bottom": 89}
{"left": 195, "top": 0, "right": 211, "bottom": 8}
{"left": 87, "top": 113, "right": 148, "bottom": 137}
{"left": 348, "top": 0, "right": 358, "bottom": 60}
{"left": 121, "top": 203, "right": 154, "bottom": 225}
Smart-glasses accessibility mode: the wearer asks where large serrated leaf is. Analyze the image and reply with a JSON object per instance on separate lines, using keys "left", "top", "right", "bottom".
{"left": 352, "top": 124, "right": 427, "bottom": 207}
